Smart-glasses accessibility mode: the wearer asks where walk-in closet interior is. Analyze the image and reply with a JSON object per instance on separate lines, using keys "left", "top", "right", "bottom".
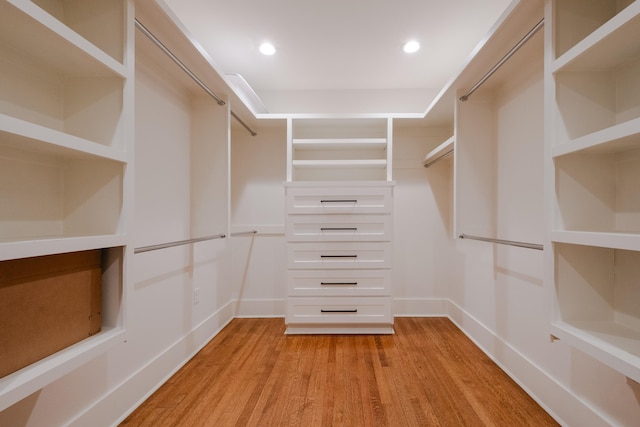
{"left": 1, "top": 0, "right": 640, "bottom": 425}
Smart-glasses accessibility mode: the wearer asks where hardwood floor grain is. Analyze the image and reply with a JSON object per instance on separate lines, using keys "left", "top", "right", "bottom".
{"left": 120, "top": 318, "right": 558, "bottom": 426}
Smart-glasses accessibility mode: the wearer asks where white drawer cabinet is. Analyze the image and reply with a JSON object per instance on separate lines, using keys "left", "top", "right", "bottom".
{"left": 285, "top": 182, "right": 394, "bottom": 334}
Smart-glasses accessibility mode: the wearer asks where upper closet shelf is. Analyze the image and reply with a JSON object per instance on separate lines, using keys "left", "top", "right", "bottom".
{"left": 292, "top": 138, "right": 387, "bottom": 151}
{"left": 0, "top": 234, "right": 127, "bottom": 262}
{"left": 292, "top": 159, "right": 387, "bottom": 168}
{"left": 0, "top": 0, "right": 126, "bottom": 77}
{"left": 552, "top": 2, "right": 640, "bottom": 73}
{"left": 552, "top": 117, "right": 640, "bottom": 157}
{"left": 551, "top": 230, "right": 640, "bottom": 252}
{"left": 423, "top": 136, "right": 454, "bottom": 168}
{"left": 0, "top": 114, "right": 128, "bottom": 163}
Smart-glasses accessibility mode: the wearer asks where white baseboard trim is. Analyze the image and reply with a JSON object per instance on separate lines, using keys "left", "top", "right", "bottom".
{"left": 233, "top": 298, "right": 285, "bottom": 318}
{"left": 69, "top": 300, "right": 235, "bottom": 427}
{"left": 393, "top": 297, "right": 448, "bottom": 317}
{"left": 446, "top": 299, "right": 613, "bottom": 427}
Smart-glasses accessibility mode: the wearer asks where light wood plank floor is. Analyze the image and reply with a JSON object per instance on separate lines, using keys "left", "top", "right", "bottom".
{"left": 121, "top": 317, "right": 558, "bottom": 426}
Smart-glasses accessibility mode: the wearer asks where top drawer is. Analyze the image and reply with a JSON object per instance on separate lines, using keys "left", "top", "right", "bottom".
{"left": 286, "top": 186, "right": 392, "bottom": 214}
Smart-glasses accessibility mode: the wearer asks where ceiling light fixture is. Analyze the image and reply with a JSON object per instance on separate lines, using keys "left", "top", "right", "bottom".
{"left": 403, "top": 40, "right": 420, "bottom": 53}
{"left": 259, "top": 42, "right": 276, "bottom": 56}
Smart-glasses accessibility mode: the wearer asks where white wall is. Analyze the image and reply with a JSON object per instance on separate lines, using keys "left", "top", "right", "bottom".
{"left": 392, "top": 126, "right": 454, "bottom": 315}
{"left": 230, "top": 124, "right": 288, "bottom": 316}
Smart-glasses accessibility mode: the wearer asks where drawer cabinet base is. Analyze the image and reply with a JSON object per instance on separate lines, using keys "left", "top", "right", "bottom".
{"left": 285, "top": 325, "right": 394, "bottom": 335}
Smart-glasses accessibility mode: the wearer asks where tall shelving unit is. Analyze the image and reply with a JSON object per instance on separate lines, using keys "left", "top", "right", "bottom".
{"left": 0, "top": 0, "right": 133, "bottom": 410}
{"left": 284, "top": 116, "right": 395, "bottom": 334}
{"left": 545, "top": 0, "right": 640, "bottom": 382}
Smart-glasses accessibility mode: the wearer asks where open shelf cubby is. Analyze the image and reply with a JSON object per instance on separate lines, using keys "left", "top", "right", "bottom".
{"left": 0, "top": 0, "right": 126, "bottom": 149}
{"left": 553, "top": 0, "right": 637, "bottom": 59}
{"left": 554, "top": 142, "right": 640, "bottom": 235}
{"left": 553, "top": 242, "right": 640, "bottom": 382}
{"left": 0, "top": 137, "right": 124, "bottom": 246}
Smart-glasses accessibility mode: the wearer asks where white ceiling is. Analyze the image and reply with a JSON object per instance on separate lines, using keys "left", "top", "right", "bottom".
{"left": 160, "top": 0, "right": 514, "bottom": 115}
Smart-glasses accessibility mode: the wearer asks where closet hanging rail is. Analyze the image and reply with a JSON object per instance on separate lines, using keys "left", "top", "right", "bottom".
{"left": 459, "top": 234, "right": 543, "bottom": 251}
{"left": 135, "top": 19, "right": 258, "bottom": 136}
{"left": 230, "top": 230, "right": 258, "bottom": 236}
{"left": 423, "top": 149, "right": 453, "bottom": 168}
{"left": 134, "top": 233, "right": 226, "bottom": 254}
{"left": 230, "top": 111, "right": 258, "bottom": 136}
{"left": 459, "top": 18, "right": 544, "bottom": 102}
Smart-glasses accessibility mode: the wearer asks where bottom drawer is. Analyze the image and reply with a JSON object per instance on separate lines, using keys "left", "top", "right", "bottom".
{"left": 286, "top": 297, "right": 392, "bottom": 325}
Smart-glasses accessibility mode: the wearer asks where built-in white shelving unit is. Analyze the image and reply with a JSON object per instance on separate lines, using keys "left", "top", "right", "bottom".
{"left": 545, "top": 0, "right": 640, "bottom": 383}
{"left": 285, "top": 117, "right": 394, "bottom": 334}
{"left": 0, "top": 0, "right": 133, "bottom": 410}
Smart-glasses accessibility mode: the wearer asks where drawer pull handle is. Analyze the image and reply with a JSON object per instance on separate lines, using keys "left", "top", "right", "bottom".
{"left": 321, "top": 255, "right": 358, "bottom": 258}
{"left": 321, "top": 282, "right": 358, "bottom": 286}
{"left": 320, "top": 227, "right": 358, "bottom": 231}
{"left": 320, "top": 199, "right": 358, "bottom": 203}
{"left": 321, "top": 309, "right": 358, "bottom": 313}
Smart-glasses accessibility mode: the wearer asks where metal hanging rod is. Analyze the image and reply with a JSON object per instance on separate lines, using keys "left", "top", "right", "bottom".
{"left": 423, "top": 149, "right": 454, "bottom": 168}
{"left": 135, "top": 19, "right": 258, "bottom": 136}
{"left": 459, "top": 18, "right": 544, "bottom": 102}
{"left": 134, "top": 233, "right": 226, "bottom": 254}
{"left": 459, "top": 234, "right": 543, "bottom": 251}
{"left": 231, "top": 111, "right": 257, "bottom": 136}
{"left": 230, "top": 230, "right": 258, "bottom": 236}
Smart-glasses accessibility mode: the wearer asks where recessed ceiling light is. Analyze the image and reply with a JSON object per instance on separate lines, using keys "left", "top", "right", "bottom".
{"left": 403, "top": 40, "right": 420, "bottom": 54}
{"left": 259, "top": 42, "right": 276, "bottom": 56}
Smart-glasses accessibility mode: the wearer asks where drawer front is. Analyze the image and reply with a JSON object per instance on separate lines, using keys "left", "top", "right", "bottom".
{"left": 286, "top": 297, "right": 392, "bottom": 324}
{"left": 286, "top": 214, "right": 391, "bottom": 242}
{"left": 286, "top": 186, "right": 392, "bottom": 214}
{"left": 288, "top": 269, "right": 391, "bottom": 296}
{"left": 287, "top": 242, "right": 392, "bottom": 269}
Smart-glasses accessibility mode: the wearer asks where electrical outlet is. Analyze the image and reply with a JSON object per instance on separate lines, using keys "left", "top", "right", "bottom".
{"left": 193, "top": 288, "right": 200, "bottom": 305}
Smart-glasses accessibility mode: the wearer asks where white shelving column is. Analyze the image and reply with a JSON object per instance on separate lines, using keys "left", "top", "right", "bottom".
{"left": 0, "top": 0, "right": 133, "bottom": 410}
{"left": 545, "top": 0, "right": 640, "bottom": 382}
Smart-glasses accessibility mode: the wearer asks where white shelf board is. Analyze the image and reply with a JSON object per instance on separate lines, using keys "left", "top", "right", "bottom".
{"left": 552, "top": 117, "right": 640, "bottom": 158}
{"left": 552, "top": 2, "right": 640, "bottom": 73}
{"left": 0, "top": 114, "right": 128, "bottom": 163}
{"left": 423, "top": 136, "right": 454, "bottom": 167}
{"left": 292, "top": 159, "right": 387, "bottom": 168}
{"left": 551, "top": 320, "right": 640, "bottom": 383}
{"left": 0, "top": 326, "right": 125, "bottom": 411}
{"left": 1, "top": 0, "right": 126, "bottom": 78}
{"left": 551, "top": 230, "right": 640, "bottom": 251}
{"left": 292, "top": 138, "right": 387, "bottom": 151}
{"left": 0, "top": 234, "right": 128, "bottom": 261}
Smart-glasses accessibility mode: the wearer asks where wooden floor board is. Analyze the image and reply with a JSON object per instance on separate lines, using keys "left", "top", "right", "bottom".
{"left": 121, "top": 318, "right": 558, "bottom": 427}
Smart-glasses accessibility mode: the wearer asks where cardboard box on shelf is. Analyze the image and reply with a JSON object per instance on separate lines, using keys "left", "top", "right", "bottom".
{"left": 0, "top": 250, "right": 102, "bottom": 378}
